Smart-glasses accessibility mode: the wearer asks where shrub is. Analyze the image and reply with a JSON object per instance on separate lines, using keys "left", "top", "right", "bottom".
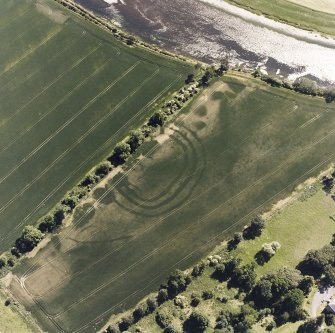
{"left": 0, "top": 257, "right": 6, "bottom": 269}
{"left": 202, "top": 290, "right": 214, "bottom": 300}
{"left": 261, "top": 75, "right": 283, "bottom": 87}
{"left": 190, "top": 295, "right": 201, "bottom": 307}
{"left": 15, "top": 225, "right": 44, "bottom": 253}
{"left": 163, "top": 325, "right": 179, "bottom": 333}
{"left": 183, "top": 312, "right": 209, "bottom": 333}
{"left": 297, "top": 316, "right": 324, "bottom": 333}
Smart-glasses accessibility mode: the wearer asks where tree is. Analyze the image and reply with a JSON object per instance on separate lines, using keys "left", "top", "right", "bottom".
{"left": 281, "top": 288, "right": 304, "bottom": 312}
{"left": 256, "top": 241, "right": 281, "bottom": 264}
{"left": 228, "top": 232, "right": 243, "bottom": 250}
{"left": 183, "top": 312, "right": 209, "bottom": 333}
{"left": 323, "top": 265, "right": 335, "bottom": 286}
{"left": 298, "top": 276, "right": 314, "bottom": 295}
{"left": 95, "top": 162, "right": 111, "bottom": 177}
{"left": 146, "top": 297, "right": 157, "bottom": 312}
{"left": 325, "top": 88, "right": 335, "bottom": 103}
{"left": 61, "top": 195, "right": 79, "bottom": 211}
{"left": 133, "top": 304, "right": 147, "bottom": 322}
{"left": 38, "top": 215, "right": 56, "bottom": 233}
{"left": 118, "top": 316, "right": 133, "bottom": 331}
{"left": 231, "top": 263, "right": 257, "bottom": 292}
{"left": 15, "top": 225, "right": 44, "bottom": 253}
{"left": 299, "top": 245, "right": 335, "bottom": 277}
{"left": 80, "top": 174, "right": 97, "bottom": 188}
{"left": 148, "top": 110, "right": 166, "bottom": 127}
{"left": 297, "top": 316, "right": 324, "bottom": 333}
{"left": 127, "top": 130, "right": 144, "bottom": 152}
{"left": 293, "top": 77, "right": 319, "bottom": 96}
{"left": 53, "top": 204, "right": 69, "bottom": 226}
{"left": 157, "top": 289, "right": 169, "bottom": 304}
{"left": 109, "top": 143, "right": 131, "bottom": 166}
{"left": 106, "top": 324, "right": 120, "bottom": 333}
{"left": 192, "top": 262, "right": 205, "bottom": 277}
{"left": 166, "top": 270, "right": 188, "bottom": 298}
{"left": 243, "top": 216, "right": 265, "bottom": 239}
{"left": 185, "top": 74, "right": 195, "bottom": 84}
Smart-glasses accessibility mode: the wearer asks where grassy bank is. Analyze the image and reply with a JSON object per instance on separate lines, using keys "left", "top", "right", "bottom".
{"left": 224, "top": 0, "right": 335, "bottom": 37}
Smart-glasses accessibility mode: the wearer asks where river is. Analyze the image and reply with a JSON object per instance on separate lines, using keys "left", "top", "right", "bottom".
{"left": 75, "top": 0, "right": 335, "bottom": 85}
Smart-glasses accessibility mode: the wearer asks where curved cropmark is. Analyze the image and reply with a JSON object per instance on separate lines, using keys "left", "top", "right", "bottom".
{"left": 115, "top": 126, "right": 206, "bottom": 217}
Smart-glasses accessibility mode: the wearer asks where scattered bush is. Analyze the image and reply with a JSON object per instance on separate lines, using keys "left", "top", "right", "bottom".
{"left": 228, "top": 232, "right": 243, "bottom": 250}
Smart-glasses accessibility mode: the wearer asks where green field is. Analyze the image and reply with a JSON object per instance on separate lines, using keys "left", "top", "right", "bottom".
{"left": 118, "top": 185, "right": 335, "bottom": 333}
{"left": 11, "top": 73, "right": 335, "bottom": 332}
{"left": 224, "top": 0, "right": 335, "bottom": 36}
{"left": 0, "top": 0, "right": 190, "bottom": 252}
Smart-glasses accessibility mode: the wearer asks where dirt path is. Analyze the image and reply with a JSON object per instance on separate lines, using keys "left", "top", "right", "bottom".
{"left": 311, "top": 287, "right": 335, "bottom": 317}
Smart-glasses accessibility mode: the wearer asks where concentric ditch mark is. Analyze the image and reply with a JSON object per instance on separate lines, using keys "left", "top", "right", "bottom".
{"left": 114, "top": 126, "right": 206, "bottom": 217}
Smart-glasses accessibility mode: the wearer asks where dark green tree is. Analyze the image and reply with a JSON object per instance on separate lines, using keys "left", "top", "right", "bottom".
{"left": 183, "top": 312, "right": 209, "bottom": 333}
{"left": 15, "top": 225, "right": 44, "bottom": 253}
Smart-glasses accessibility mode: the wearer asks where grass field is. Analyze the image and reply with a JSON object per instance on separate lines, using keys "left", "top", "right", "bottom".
{"left": 224, "top": 0, "right": 335, "bottom": 36}
{"left": 107, "top": 184, "right": 335, "bottom": 333}
{"left": 0, "top": 288, "right": 41, "bottom": 333}
{"left": 287, "top": 0, "right": 335, "bottom": 14}
{"left": 237, "top": 188, "right": 335, "bottom": 276}
{"left": 10, "top": 72, "right": 335, "bottom": 332}
{"left": 0, "top": 0, "right": 191, "bottom": 252}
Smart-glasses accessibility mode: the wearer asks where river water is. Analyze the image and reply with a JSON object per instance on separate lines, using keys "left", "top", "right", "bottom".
{"left": 75, "top": 0, "right": 335, "bottom": 84}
